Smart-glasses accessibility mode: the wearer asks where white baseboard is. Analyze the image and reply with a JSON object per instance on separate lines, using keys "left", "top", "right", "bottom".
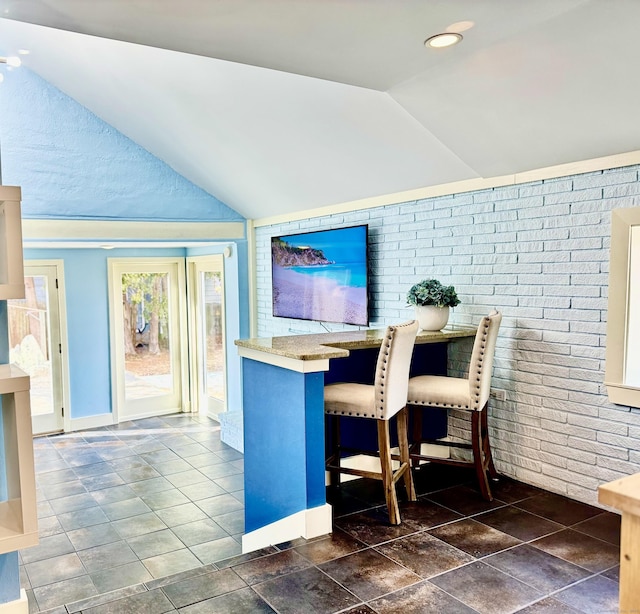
{"left": 0, "top": 590, "right": 28, "bottom": 614}
{"left": 305, "top": 504, "right": 333, "bottom": 539}
{"left": 242, "top": 503, "right": 332, "bottom": 554}
{"left": 111, "top": 407, "right": 179, "bottom": 423}
{"left": 69, "top": 413, "right": 114, "bottom": 432}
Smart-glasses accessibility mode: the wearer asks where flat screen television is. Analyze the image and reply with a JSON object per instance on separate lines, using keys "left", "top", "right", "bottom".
{"left": 271, "top": 224, "right": 369, "bottom": 326}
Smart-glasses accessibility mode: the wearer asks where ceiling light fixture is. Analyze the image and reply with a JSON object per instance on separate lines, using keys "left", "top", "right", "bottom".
{"left": 424, "top": 32, "right": 463, "bottom": 49}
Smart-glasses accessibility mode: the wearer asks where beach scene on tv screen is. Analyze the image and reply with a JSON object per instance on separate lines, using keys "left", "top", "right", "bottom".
{"left": 271, "top": 226, "right": 368, "bottom": 326}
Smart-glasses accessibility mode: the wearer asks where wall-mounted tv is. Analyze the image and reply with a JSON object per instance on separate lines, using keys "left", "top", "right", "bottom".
{"left": 271, "top": 224, "right": 369, "bottom": 326}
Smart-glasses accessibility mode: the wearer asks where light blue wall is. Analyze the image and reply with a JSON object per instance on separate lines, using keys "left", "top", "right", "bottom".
{"left": 0, "top": 64, "right": 250, "bottom": 423}
{"left": 0, "top": 552, "right": 20, "bottom": 604}
{"left": 0, "top": 68, "right": 242, "bottom": 222}
{"left": 24, "top": 247, "right": 188, "bottom": 420}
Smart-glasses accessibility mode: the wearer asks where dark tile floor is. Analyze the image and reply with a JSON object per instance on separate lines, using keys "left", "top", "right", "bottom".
{"left": 21, "top": 413, "right": 621, "bottom": 613}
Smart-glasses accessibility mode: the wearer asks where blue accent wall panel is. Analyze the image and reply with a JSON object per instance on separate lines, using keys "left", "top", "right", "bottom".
{"left": 243, "top": 359, "right": 324, "bottom": 533}
{"left": 304, "top": 372, "right": 326, "bottom": 509}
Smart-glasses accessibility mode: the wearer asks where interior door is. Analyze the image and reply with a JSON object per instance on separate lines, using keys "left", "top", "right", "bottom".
{"left": 187, "top": 255, "right": 227, "bottom": 418}
{"left": 108, "top": 258, "right": 187, "bottom": 421}
{"left": 8, "top": 263, "right": 66, "bottom": 435}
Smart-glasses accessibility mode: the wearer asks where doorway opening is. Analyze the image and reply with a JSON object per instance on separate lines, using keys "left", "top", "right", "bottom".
{"left": 108, "top": 256, "right": 229, "bottom": 423}
{"left": 8, "top": 261, "right": 69, "bottom": 435}
{"left": 187, "top": 255, "right": 227, "bottom": 419}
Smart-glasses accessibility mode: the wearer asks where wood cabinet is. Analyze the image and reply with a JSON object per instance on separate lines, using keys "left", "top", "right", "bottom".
{"left": 0, "top": 187, "right": 25, "bottom": 300}
{"left": 599, "top": 474, "right": 640, "bottom": 614}
{"left": 0, "top": 365, "right": 38, "bottom": 554}
{"left": 0, "top": 186, "right": 38, "bottom": 554}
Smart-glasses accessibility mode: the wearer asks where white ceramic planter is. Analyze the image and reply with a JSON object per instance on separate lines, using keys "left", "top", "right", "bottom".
{"left": 415, "top": 305, "right": 450, "bottom": 331}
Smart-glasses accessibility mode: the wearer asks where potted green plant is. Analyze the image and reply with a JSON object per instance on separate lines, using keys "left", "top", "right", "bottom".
{"left": 406, "top": 279, "right": 460, "bottom": 330}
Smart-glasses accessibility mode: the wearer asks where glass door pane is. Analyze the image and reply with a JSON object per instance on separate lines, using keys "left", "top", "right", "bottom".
{"left": 9, "top": 275, "right": 52, "bottom": 414}
{"left": 8, "top": 266, "right": 64, "bottom": 434}
{"left": 109, "top": 259, "right": 186, "bottom": 422}
{"left": 122, "top": 272, "right": 173, "bottom": 401}
{"left": 201, "top": 270, "right": 225, "bottom": 404}
{"left": 187, "top": 255, "right": 226, "bottom": 417}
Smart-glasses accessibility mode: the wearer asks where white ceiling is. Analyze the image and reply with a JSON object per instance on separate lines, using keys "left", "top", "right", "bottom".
{"left": 0, "top": 0, "right": 639, "bottom": 220}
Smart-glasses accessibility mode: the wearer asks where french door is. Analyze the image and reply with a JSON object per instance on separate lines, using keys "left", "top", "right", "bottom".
{"left": 8, "top": 262, "right": 67, "bottom": 435}
{"left": 187, "top": 256, "right": 227, "bottom": 417}
{"left": 108, "top": 259, "right": 188, "bottom": 421}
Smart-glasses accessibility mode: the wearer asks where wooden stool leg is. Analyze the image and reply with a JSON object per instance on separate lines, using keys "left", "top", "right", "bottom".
{"left": 472, "top": 410, "right": 493, "bottom": 501}
{"left": 410, "top": 406, "right": 423, "bottom": 467}
{"left": 481, "top": 403, "right": 498, "bottom": 480}
{"left": 378, "top": 419, "right": 400, "bottom": 525}
{"left": 397, "top": 407, "right": 416, "bottom": 501}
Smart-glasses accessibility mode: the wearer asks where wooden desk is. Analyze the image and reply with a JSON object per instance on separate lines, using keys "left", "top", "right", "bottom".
{"left": 599, "top": 473, "right": 640, "bottom": 613}
{"left": 235, "top": 325, "right": 477, "bottom": 553}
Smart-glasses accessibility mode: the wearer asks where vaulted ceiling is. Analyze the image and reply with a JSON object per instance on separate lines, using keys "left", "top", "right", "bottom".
{"left": 0, "top": 0, "right": 639, "bottom": 220}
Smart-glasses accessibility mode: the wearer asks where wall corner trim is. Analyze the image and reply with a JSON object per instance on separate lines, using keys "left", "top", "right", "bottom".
{"left": 241, "top": 504, "right": 332, "bottom": 554}
{"left": 0, "top": 589, "right": 28, "bottom": 614}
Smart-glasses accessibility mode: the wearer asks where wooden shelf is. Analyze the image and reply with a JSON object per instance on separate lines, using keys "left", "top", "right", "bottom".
{"left": 0, "top": 188, "right": 38, "bottom": 555}
{"left": 0, "top": 186, "right": 25, "bottom": 301}
{"left": 0, "top": 364, "right": 30, "bottom": 394}
{"left": 0, "top": 366, "right": 38, "bottom": 555}
{"left": 0, "top": 499, "right": 38, "bottom": 552}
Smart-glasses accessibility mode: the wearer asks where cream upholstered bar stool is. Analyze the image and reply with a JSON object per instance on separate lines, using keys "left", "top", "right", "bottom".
{"left": 407, "top": 310, "right": 502, "bottom": 500}
{"left": 325, "top": 319, "right": 419, "bottom": 525}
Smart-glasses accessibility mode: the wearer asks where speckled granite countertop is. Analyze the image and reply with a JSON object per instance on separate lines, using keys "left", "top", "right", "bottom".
{"left": 235, "top": 325, "right": 477, "bottom": 361}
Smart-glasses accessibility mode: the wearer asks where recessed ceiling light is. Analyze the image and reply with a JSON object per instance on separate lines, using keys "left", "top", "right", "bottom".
{"left": 18, "top": 49, "right": 30, "bottom": 55}
{"left": 424, "top": 32, "right": 463, "bottom": 49}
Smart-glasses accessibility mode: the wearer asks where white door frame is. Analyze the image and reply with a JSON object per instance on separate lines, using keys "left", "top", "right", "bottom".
{"left": 17, "top": 260, "right": 71, "bottom": 435}
{"left": 107, "top": 257, "right": 189, "bottom": 422}
{"left": 187, "top": 254, "right": 227, "bottom": 419}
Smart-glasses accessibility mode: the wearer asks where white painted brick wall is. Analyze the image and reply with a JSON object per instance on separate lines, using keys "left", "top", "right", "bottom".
{"left": 254, "top": 164, "right": 640, "bottom": 506}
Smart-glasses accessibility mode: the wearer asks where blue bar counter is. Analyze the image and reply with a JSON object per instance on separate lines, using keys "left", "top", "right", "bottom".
{"left": 235, "top": 325, "right": 476, "bottom": 553}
